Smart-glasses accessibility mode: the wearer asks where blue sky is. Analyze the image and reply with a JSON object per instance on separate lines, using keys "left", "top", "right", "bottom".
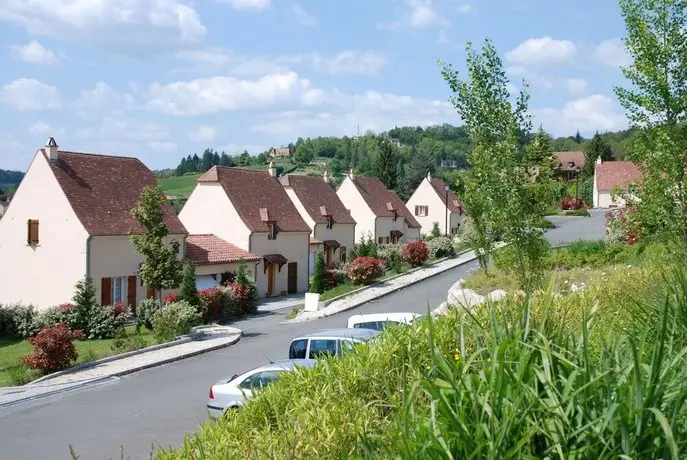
{"left": 0, "top": 0, "right": 633, "bottom": 171}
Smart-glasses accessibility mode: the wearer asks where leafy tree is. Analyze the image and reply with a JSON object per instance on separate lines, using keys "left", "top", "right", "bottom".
{"left": 310, "top": 252, "right": 328, "bottom": 294}
{"left": 524, "top": 127, "right": 557, "bottom": 216}
{"left": 583, "top": 132, "right": 613, "bottom": 177}
{"left": 431, "top": 222, "right": 442, "bottom": 238}
{"left": 180, "top": 261, "right": 200, "bottom": 306}
{"left": 402, "top": 147, "right": 435, "bottom": 199}
{"left": 130, "top": 185, "right": 184, "bottom": 300}
{"left": 219, "top": 153, "right": 235, "bottom": 167}
{"left": 441, "top": 38, "right": 548, "bottom": 289}
{"left": 615, "top": 0, "right": 687, "bottom": 246}
{"left": 237, "top": 150, "right": 251, "bottom": 167}
{"left": 374, "top": 139, "right": 397, "bottom": 189}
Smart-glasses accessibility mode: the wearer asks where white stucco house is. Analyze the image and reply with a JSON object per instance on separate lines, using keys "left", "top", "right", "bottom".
{"left": 280, "top": 171, "right": 356, "bottom": 273}
{"left": 179, "top": 163, "right": 311, "bottom": 298}
{"left": 184, "top": 234, "right": 261, "bottom": 289}
{"left": 0, "top": 138, "right": 189, "bottom": 311}
{"left": 336, "top": 170, "right": 421, "bottom": 244}
{"left": 406, "top": 172, "right": 465, "bottom": 237}
{"left": 593, "top": 157, "right": 643, "bottom": 208}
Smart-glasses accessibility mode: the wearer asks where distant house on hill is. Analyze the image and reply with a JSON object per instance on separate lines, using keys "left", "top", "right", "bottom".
{"left": 553, "top": 151, "right": 585, "bottom": 180}
{"left": 268, "top": 147, "right": 291, "bottom": 159}
{"left": 593, "top": 157, "right": 643, "bottom": 208}
{"left": 440, "top": 159, "right": 461, "bottom": 169}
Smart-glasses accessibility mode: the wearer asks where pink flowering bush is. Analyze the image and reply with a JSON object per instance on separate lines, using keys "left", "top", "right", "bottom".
{"left": 402, "top": 241, "right": 429, "bottom": 267}
{"left": 198, "top": 288, "right": 226, "bottom": 322}
{"left": 161, "top": 292, "right": 179, "bottom": 305}
{"left": 22, "top": 324, "right": 84, "bottom": 373}
{"left": 605, "top": 206, "right": 640, "bottom": 245}
{"left": 346, "top": 257, "right": 385, "bottom": 285}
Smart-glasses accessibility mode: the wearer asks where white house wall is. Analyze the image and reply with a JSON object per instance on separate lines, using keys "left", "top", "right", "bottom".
{"left": 250, "top": 232, "right": 310, "bottom": 297}
{"left": 336, "top": 177, "right": 377, "bottom": 243}
{"left": 313, "top": 222, "right": 355, "bottom": 263}
{"left": 0, "top": 152, "right": 89, "bottom": 310}
{"left": 179, "top": 182, "right": 251, "bottom": 250}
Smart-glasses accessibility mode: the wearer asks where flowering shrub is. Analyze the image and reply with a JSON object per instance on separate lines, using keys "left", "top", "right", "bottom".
{"left": 427, "top": 236, "right": 456, "bottom": 259}
{"left": 112, "top": 302, "right": 129, "bottom": 318}
{"left": 559, "top": 197, "right": 585, "bottom": 210}
{"left": 22, "top": 324, "right": 84, "bottom": 373}
{"left": 605, "top": 207, "right": 640, "bottom": 245}
{"left": 326, "top": 269, "right": 346, "bottom": 289}
{"left": 151, "top": 300, "right": 203, "bottom": 343}
{"left": 136, "top": 299, "right": 161, "bottom": 331}
{"left": 161, "top": 292, "right": 178, "bottom": 305}
{"left": 87, "top": 305, "right": 128, "bottom": 339}
{"left": 0, "top": 304, "right": 40, "bottom": 339}
{"left": 198, "top": 288, "right": 226, "bottom": 322}
{"left": 378, "top": 244, "right": 404, "bottom": 272}
{"left": 228, "top": 283, "right": 256, "bottom": 316}
{"left": 402, "top": 241, "right": 429, "bottom": 267}
{"left": 346, "top": 257, "right": 385, "bottom": 285}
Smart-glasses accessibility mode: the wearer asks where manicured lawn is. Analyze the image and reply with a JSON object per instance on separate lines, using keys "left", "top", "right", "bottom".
{"left": 157, "top": 174, "right": 201, "bottom": 199}
{"left": 320, "top": 282, "right": 359, "bottom": 301}
{"left": 0, "top": 325, "right": 154, "bottom": 387}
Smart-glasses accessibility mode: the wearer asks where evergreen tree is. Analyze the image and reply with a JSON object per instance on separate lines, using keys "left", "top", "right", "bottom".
{"left": 212, "top": 152, "right": 220, "bottom": 166}
{"left": 180, "top": 261, "right": 200, "bottom": 306}
{"left": 574, "top": 130, "right": 583, "bottom": 144}
{"left": 310, "top": 252, "right": 328, "bottom": 294}
{"left": 583, "top": 132, "right": 612, "bottom": 177}
{"left": 403, "top": 149, "right": 435, "bottom": 198}
{"left": 219, "top": 153, "right": 234, "bottom": 167}
{"left": 72, "top": 276, "right": 97, "bottom": 330}
{"left": 191, "top": 154, "right": 202, "bottom": 172}
{"left": 201, "top": 149, "right": 214, "bottom": 172}
{"left": 374, "top": 139, "right": 397, "bottom": 189}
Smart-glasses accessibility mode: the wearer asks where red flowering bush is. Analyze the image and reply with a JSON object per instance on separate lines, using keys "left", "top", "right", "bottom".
{"left": 401, "top": 241, "right": 429, "bottom": 267}
{"left": 559, "top": 197, "right": 585, "bottom": 210}
{"left": 59, "top": 303, "right": 75, "bottom": 310}
{"left": 605, "top": 206, "right": 640, "bottom": 245}
{"left": 228, "top": 283, "right": 256, "bottom": 315}
{"left": 198, "top": 288, "right": 225, "bottom": 322}
{"left": 112, "top": 302, "right": 129, "bottom": 318}
{"left": 346, "top": 257, "right": 385, "bottom": 285}
{"left": 326, "top": 269, "right": 346, "bottom": 289}
{"left": 161, "top": 292, "right": 178, "bottom": 305}
{"left": 22, "top": 324, "right": 84, "bottom": 373}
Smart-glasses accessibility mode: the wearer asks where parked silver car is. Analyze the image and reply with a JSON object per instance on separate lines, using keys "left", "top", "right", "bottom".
{"left": 207, "top": 359, "right": 316, "bottom": 418}
{"left": 288, "top": 328, "right": 381, "bottom": 360}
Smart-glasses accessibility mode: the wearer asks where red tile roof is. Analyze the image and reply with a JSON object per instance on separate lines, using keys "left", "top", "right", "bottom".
{"left": 199, "top": 166, "right": 311, "bottom": 233}
{"left": 185, "top": 234, "right": 259, "bottom": 265}
{"left": 348, "top": 176, "right": 421, "bottom": 228}
{"left": 429, "top": 177, "right": 464, "bottom": 213}
{"left": 554, "top": 151, "right": 586, "bottom": 168}
{"left": 47, "top": 150, "right": 186, "bottom": 235}
{"left": 595, "top": 161, "right": 643, "bottom": 191}
{"left": 279, "top": 174, "right": 356, "bottom": 225}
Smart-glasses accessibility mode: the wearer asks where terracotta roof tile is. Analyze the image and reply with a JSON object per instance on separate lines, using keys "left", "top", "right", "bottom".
{"left": 554, "top": 151, "right": 586, "bottom": 168}
{"left": 429, "top": 177, "right": 464, "bottom": 213}
{"left": 348, "top": 176, "right": 421, "bottom": 228}
{"left": 279, "top": 174, "right": 356, "bottom": 225}
{"left": 201, "top": 167, "right": 311, "bottom": 233}
{"left": 595, "top": 161, "right": 643, "bottom": 191}
{"left": 47, "top": 150, "right": 186, "bottom": 235}
{"left": 185, "top": 234, "right": 259, "bottom": 265}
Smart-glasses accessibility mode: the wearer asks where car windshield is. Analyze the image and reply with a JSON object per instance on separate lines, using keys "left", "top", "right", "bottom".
{"left": 289, "top": 339, "right": 307, "bottom": 359}
{"left": 308, "top": 339, "right": 337, "bottom": 359}
{"left": 239, "top": 370, "right": 283, "bottom": 390}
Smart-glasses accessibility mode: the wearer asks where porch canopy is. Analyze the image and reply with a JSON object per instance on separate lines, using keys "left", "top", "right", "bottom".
{"left": 390, "top": 230, "right": 404, "bottom": 239}
{"left": 323, "top": 240, "right": 341, "bottom": 248}
{"left": 263, "top": 253, "right": 288, "bottom": 273}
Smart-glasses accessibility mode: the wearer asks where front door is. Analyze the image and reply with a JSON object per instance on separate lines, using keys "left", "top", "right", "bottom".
{"left": 287, "top": 262, "right": 298, "bottom": 294}
{"left": 325, "top": 246, "right": 333, "bottom": 266}
{"left": 267, "top": 263, "right": 275, "bottom": 297}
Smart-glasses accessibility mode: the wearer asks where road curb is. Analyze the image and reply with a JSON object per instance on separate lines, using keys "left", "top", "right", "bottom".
{"left": 0, "top": 376, "right": 115, "bottom": 410}
{"left": 285, "top": 251, "right": 480, "bottom": 323}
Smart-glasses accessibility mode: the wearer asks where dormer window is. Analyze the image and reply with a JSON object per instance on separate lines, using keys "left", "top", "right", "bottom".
{"left": 268, "top": 223, "right": 276, "bottom": 240}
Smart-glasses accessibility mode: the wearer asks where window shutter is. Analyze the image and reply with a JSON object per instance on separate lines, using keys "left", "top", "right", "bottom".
{"left": 101, "top": 278, "right": 112, "bottom": 306}
{"left": 127, "top": 276, "right": 137, "bottom": 312}
{"left": 426, "top": 205, "right": 429, "bottom": 215}
{"left": 27, "top": 219, "right": 39, "bottom": 245}
{"left": 146, "top": 286, "right": 156, "bottom": 299}
{"left": 414, "top": 206, "right": 419, "bottom": 216}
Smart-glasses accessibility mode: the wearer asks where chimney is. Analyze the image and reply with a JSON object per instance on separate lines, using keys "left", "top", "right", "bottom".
{"left": 46, "top": 137, "right": 58, "bottom": 162}
{"left": 596, "top": 156, "right": 602, "bottom": 165}
{"left": 348, "top": 168, "right": 355, "bottom": 180}
{"left": 268, "top": 161, "right": 277, "bottom": 178}
{"left": 323, "top": 170, "right": 330, "bottom": 183}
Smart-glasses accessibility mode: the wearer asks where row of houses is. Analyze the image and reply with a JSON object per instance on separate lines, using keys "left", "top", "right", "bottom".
{"left": 0, "top": 139, "right": 465, "bottom": 311}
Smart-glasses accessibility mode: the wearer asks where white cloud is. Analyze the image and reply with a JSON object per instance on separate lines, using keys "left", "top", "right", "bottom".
{"left": 291, "top": 3, "right": 318, "bottom": 27}
{"left": 10, "top": 40, "right": 59, "bottom": 65}
{"left": 75, "top": 82, "right": 135, "bottom": 120}
{"left": 533, "top": 94, "right": 627, "bottom": 136}
{"left": 0, "top": 135, "right": 29, "bottom": 170}
{"left": 594, "top": 38, "right": 632, "bottom": 67}
{"left": 28, "top": 121, "right": 52, "bottom": 135}
{"left": 175, "top": 48, "right": 388, "bottom": 76}
{"left": 506, "top": 67, "right": 553, "bottom": 91}
{"left": 0, "top": 78, "right": 61, "bottom": 111}
{"left": 0, "top": 0, "right": 206, "bottom": 54}
{"left": 145, "top": 72, "right": 312, "bottom": 115}
{"left": 457, "top": 4, "right": 475, "bottom": 14}
{"left": 437, "top": 29, "right": 449, "bottom": 44}
{"left": 190, "top": 126, "right": 217, "bottom": 142}
{"left": 380, "top": 0, "right": 447, "bottom": 30}
{"left": 565, "top": 78, "right": 589, "bottom": 94}
{"left": 221, "top": 142, "right": 268, "bottom": 155}
{"left": 506, "top": 36, "right": 577, "bottom": 67}
{"left": 216, "top": 0, "right": 271, "bottom": 10}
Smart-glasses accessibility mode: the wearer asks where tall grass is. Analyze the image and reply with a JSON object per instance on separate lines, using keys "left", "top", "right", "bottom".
{"left": 158, "top": 268, "right": 687, "bottom": 460}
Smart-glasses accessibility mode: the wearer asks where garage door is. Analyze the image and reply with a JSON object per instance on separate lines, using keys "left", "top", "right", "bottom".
{"left": 195, "top": 275, "right": 218, "bottom": 290}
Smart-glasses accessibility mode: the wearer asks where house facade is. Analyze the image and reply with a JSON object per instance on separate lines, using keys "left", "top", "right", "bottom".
{"left": 337, "top": 170, "right": 421, "bottom": 244}
{"left": 0, "top": 138, "right": 187, "bottom": 311}
{"left": 268, "top": 147, "right": 291, "bottom": 159}
{"left": 280, "top": 171, "right": 356, "bottom": 273}
{"left": 554, "top": 151, "right": 585, "bottom": 181}
{"left": 593, "top": 157, "right": 643, "bottom": 208}
{"left": 179, "top": 163, "right": 311, "bottom": 298}
{"left": 406, "top": 173, "right": 465, "bottom": 237}
{"left": 185, "top": 234, "right": 260, "bottom": 289}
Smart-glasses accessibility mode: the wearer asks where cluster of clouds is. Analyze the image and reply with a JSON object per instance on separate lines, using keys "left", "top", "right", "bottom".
{"left": 0, "top": 0, "right": 632, "bottom": 168}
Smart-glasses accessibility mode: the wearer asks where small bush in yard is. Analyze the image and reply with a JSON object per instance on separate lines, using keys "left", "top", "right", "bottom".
{"left": 559, "top": 196, "right": 584, "bottom": 210}
{"left": 0, "top": 304, "right": 40, "bottom": 339}
{"left": 151, "top": 300, "right": 203, "bottom": 343}
{"left": 605, "top": 206, "right": 640, "bottom": 245}
{"left": 402, "top": 241, "right": 429, "bottom": 267}
{"left": 180, "top": 261, "right": 200, "bottom": 306}
{"left": 86, "top": 305, "right": 128, "bottom": 339}
{"left": 229, "top": 283, "right": 256, "bottom": 315}
{"left": 378, "top": 244, "right": 404, "bottom": 272}
{"left": 427, "top": 236, "right": 455, "bottom": 259}
{"left": 22, "top": 324, "right": 84, "bottom": 373}
{"left": 198, "top": 288, "right": 226, "bottom": 322}
{"left": 326, "top": 269, "right": 346, "bottom": 289}
{"left": 310, "top": 252, "right": 328, "bottom": 294}
{"left": 346, "top": 257, "right": 385, "bottom": 285}
{"left": 72, "top": 276, "right": 97, "bottom": 332}
{"left": 136, "top": 298, "right": 161, "bottom": 331}
{"left": 161, "top": 292, "right": 178, "bottom": 305}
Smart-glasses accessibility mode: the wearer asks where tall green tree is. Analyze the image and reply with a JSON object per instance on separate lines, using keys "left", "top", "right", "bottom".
{"left": 201, "top": 149, "right": 215, "bottom": 172}
{"left": 374, "top": 139, "right": 397, "bottom": 189}
{"left": 583, "top": 132, "right": 613, "bottom": 177}
{"left": 615, "top": 0, "right": 687, "bottom": 245}
{"left": 180, "top": 261, "right": 200, "bottom": 306}
{"left": 441, "top": 38, "right": 548, "bottom": 288}
{"left": 524, "top": 127, "right": 557, "bottom": 216}
{"left": 130, "top": 185, "right": 184, "bottom": 300}
{"left": 574, "top": 130, "right": 583, "bottom": 144}
{"left": 402, "top": 148, "right": 435, "bottom": 199}
{"left": 310, "top": 252, "right": 328, "bottom": 294}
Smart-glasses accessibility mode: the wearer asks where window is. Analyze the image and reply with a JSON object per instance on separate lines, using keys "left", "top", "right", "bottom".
{"left": 414, "top": 205, "right": 428, "bottom": 217}
{"left": 289, "top": 339, "right": 307, "bottom": 359}
{"left": 268, "top": 223, "right": 276, "bottom": 240}
{"left": 27, "top": 219, "right": 39, "bottom": 245}
{"left": 341, "top": 340, "right": 355, "bottom": 354}
{"left": 339, "top": 247, "right": 347, "bottom": 263}
{"left": 239, "top": 370, "right": 282, "bottom": 390}
{"left": 326, "top": 216, "right": 333, "bottom": 229}
{"left": 308, "top": 339, "right": 338, "bottom": 359}
{"left": 112, "top": 277, "right": 127, "bottom": 304}
{"left": 390, "top": 233, "right": 398, "bottom": 244}
{"left": 392, "top": 210, "right": 398, "bottom": 221}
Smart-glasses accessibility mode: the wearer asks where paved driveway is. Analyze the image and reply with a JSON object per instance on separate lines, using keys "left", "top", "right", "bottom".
{"left": 0, "top": 213, "right": 607, "bottom": 460}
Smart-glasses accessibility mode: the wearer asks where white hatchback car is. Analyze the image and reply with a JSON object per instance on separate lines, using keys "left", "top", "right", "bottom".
{"left": 207, "top": 359, "right": 316, "bottom": 419}
{"left": 347, "top": 312, "right": 421, "bottom": 331}
{"left": 288, "top": 328, "right": 381, "bottom": 360}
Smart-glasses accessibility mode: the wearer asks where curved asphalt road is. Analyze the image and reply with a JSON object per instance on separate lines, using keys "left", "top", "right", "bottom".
{"left": 0, "top": 211, "right": 605, "bottom": 460}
